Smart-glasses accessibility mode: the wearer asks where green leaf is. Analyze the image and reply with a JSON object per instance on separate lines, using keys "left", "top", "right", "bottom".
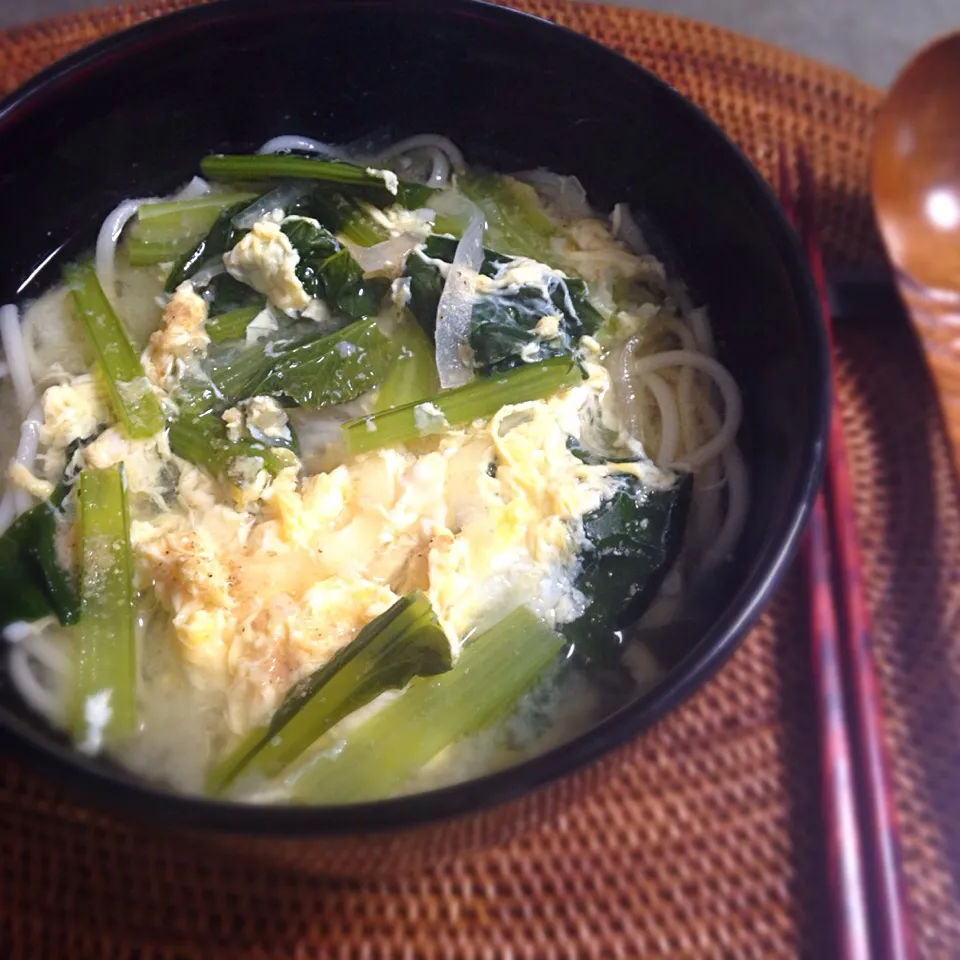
{"left": 288, "top": 606, "right": 565, "bottom": 803}
{"left": 0, "top": 485, "right": 79, "bottom": 630}
{"left": 124, "top": 192, "right": 258, "bottom": 265}
{"left": 206, "top": 305, "right": 264, "bottom": 343}
{"left": 292, "top": 189, "right": 389, "bottom": 246}
{"left": 201, "top": 273, "right": 265, "bottom": 318}
{"left": 206, "top": 317, "right": 395, "bottom": 409}
{"left": 207, "top": 591, "right": 453, "bottom": 794}
{"left": 168, "top": 409, "right": 299, "bottom": 479}
{"left": 318, "top": 250, "right": 390, "bottom": 320}
{"left": 66, "top": 262, "right": 165, "bottom": 438}
{"left": 73, "top": 465, "right": 136, "bottom": 745}
{"left": 281, "top": 219, "right": 389, "bottom": 320}
{"left": 404, "top": 236, "right": 602, "bottom": 375}
{"left": 374, "top": 315, "right": 440, "bottom": 412}
{"left": 164, "top": 201, "right": 249, "bottom": 292}
{"left": 200, "top": 154, "right": 435, "bottom": 210}
{"left": 343, "top": 356, "right": 582, "bottom": 455}
{"left": 458, "top": 172, "right": 558, "bottom": 263}
{"left": 561, "top": 471, "right": 693, "bottom": 666}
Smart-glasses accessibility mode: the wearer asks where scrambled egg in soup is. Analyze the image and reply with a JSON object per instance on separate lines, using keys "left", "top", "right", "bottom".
{"left": 0, "top": 137, "right": 742, "bottom": 802}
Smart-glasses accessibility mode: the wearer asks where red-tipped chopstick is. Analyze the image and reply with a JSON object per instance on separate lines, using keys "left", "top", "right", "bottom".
{"left": 777, "top": 150, "right": 872, "bottom": 960}
{"left": 779, "top": 146, "right": 917, "bottom": 960}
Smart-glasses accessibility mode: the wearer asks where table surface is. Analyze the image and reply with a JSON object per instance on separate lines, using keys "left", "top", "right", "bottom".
{"left": 0, "top": 0, "right": 955, "bottom": 87}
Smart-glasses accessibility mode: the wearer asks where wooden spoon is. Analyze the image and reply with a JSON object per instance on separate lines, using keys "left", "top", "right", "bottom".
{"left": 872, "top": 31, "right": 960, "bottom": 475}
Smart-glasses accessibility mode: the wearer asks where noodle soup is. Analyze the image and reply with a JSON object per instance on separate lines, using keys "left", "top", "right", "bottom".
{"left": 0, "top": 135, "right": 745, "bottom": 803}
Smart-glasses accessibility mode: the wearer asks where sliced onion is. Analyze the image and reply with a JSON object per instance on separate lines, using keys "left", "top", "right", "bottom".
{"left": 611, "top": 202, "right": 649, "bottom": 254}
{"left": 0, "top": 304, "right": 34, "bottom": 416}
{"left": 233, "top": 183, "right": 313, "bottom": 229}
{"left": 14, "top": 403, "right": 42, "bottom": 471}
{"left": 175, "top": 176, "right": 211, "bottom": 200}
{"left": 0, "top": 490, "right": 15, "bottom": 534}
{"left": 344, "top": 235, "right": 422, "bottom": 275}
{"left": 515, "top": 169, "right": 593, "bottom": 220}
{"left": 187, "top": 261, "right": 226, "bottom": 289}
{"left": 435, "top": 202, "right": 484, "bottom": 389}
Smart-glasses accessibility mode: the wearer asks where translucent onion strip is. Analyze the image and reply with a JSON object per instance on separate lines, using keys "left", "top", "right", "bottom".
{"left": 611, "top": 202, "right": 650, "bottom": 254}
{"left": 232, "top": 183, "right": 312, "bottom": 229}
{"left": 0, "top": 304, "right": 34, "bottom": 415}
{"left": 10, "top": 402, "right": 43, "bottom": 516}
{"left": 175, "top": 176, "right": 211, "bottom": 201}
{"left": 434, "top": 202, "right": 484, "bottom": 388}
{"left": 515, "top": 169, "right": 592, "bottom": 220}
{"left": 344, "top": 234, "right": 422, "bottom": 275}
{"left": 0, "top": 491, "right": 15, "bottom": 533}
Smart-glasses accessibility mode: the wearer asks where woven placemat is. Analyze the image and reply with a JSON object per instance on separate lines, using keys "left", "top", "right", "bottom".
{"left": 1, "top": 2, "right": 958, "bottom": 957}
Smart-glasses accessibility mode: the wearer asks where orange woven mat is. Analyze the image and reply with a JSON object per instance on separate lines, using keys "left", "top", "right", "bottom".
{"left": 1, "top": 2, "right": 959, "bottom": 957}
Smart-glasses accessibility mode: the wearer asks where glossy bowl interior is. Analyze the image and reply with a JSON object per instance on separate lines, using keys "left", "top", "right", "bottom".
{"left": 0, "top": 0, "right": 827, "bottom": 838}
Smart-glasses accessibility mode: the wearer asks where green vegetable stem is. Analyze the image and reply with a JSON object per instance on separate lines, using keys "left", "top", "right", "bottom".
{"left": 73, "top": 465, "right": 137, "bottom": 747}
{"left": 207, "top": 591, "right": 453, "bottom": 794}
{"left": 288, "top": 606, "right": 564, "bottom": 803}
{"left": 66, "top": 262, "right": 165, "bottom": 438}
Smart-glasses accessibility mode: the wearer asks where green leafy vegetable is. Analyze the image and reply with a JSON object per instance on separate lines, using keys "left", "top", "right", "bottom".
{"left": 288, "top": 606, "right": 565, "bottom": 803}
{"left": 73, "top": 465, "right": 136, "bottom": 746}
{"left": 168, "top": 410, "right": 299, "bottom": 480}
{"left": 199, "top": 154, "right": 435, "bottom": 209}
{"left": 469, "top": 274, "right": 602, "bottom": 375}
{"left": 404, "top": 236, "right": 602, "bottom": 375}
{"left": 66, "top": 262, "right": 165, "bottom": 438}
{"left": 561, "top": 471, "right": 693, "bottom": 665}
{"left": 208, "top": 591, "right": 452, "bottom": 794}
{"left": 458, "top": 171, "right": 558, "bottom": 263}
{"left": 125, "top": 192, "right": 257, "bottom": 265}
{"left": 293, "top": 189, "right": 390, "bottom": 246}
{"left": 281, "top": 218, "right": 389, "bottom": 320}
{"left": 164, "top": 200, "right": 249, "bottom": 292}
{"left": 201, "top": 273, "right": 265, "bottom": 318}
{"left": 374, "top": 315, "right": 439, "bottom": 412}
{"left": 206, "top": 305, "right": 264, "bottom": 343}
{"left": 565, "top": 436, "right": 640, "bottom": 466}
{"left": 0, "top": 485, "right": 78, "bottom": 629}
{"left": 206, "top": 316, "right": 395, "bottom": 408}
{"left": 126, "top": 237, "right": 193, "bottom": 267}
{"left": 342, "top": 356, "right": 582, "bottom": 455}
{"left": 404, "top": 242, "right": 450, "bottom": 339}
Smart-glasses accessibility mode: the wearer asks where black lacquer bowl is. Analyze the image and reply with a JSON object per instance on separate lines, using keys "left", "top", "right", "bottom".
{"left": 0, "top": 0, "right": 827, "bottom": 873}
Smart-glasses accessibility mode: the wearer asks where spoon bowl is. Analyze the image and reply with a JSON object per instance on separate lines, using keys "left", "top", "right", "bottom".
{"left": 872, "top": 31, "right": 960, "bottom": 471}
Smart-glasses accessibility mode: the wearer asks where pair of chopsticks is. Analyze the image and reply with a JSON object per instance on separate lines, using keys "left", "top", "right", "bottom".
{"left": 777, "top": 148, "right": 916, "bottom": 960}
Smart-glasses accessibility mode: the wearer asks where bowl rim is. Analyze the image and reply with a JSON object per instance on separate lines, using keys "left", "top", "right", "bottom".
{"left": 0, "top": 0, "right": 829, "bottom": 836}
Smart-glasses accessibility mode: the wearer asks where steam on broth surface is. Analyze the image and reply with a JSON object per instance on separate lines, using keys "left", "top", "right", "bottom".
{"left": 0, "top": 135, "right": 746, "bottom": 802}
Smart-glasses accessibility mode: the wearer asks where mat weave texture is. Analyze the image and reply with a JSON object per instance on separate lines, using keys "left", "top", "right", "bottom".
{"left": 1, "top": 2, "right": 959, "bottom": 957}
